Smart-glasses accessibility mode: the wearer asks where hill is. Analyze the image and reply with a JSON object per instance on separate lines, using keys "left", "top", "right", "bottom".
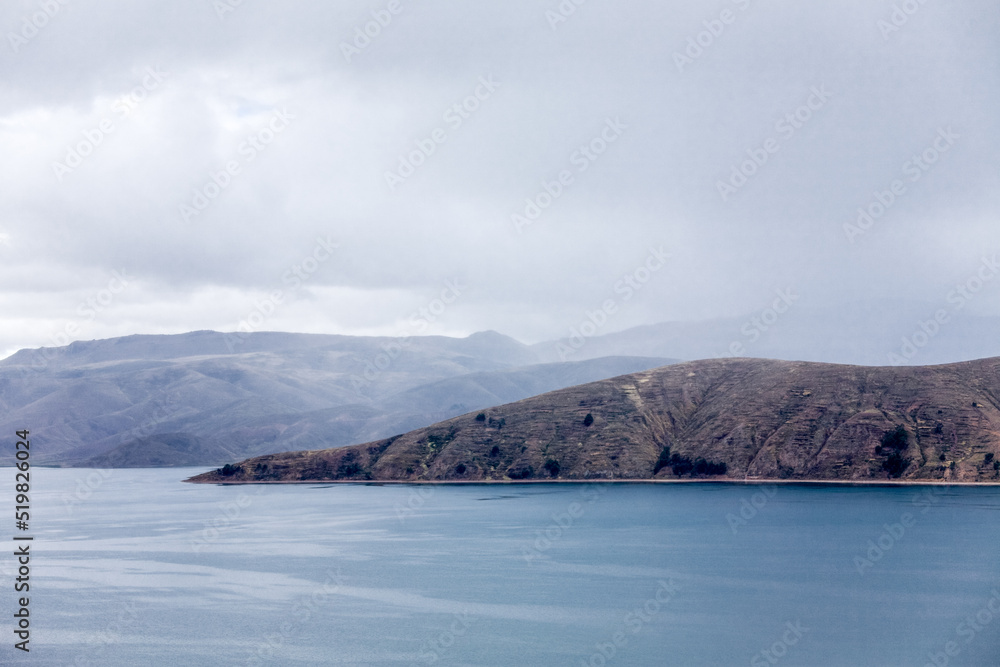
{"left": 83, "top": 433, "right": 239, "bottom": 468}
{"left": 0, "top": 330, "right": 673, "bottom": 466}
{"left": 187, "top": 357, "right": 1000, "bottom": 484}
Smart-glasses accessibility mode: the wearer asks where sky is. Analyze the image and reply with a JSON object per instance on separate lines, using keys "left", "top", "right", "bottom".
{"left": 0, "top": 0, "right": 998, "bottom": 359}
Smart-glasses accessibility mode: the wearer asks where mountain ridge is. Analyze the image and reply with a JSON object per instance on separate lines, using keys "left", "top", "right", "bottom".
{"left": 0, "top": 329, "right": 675, "bottom": 466}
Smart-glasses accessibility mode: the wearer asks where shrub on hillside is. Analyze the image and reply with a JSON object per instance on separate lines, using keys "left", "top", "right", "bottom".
{"left": 881, "top": 425, "right": 908, "bottom": 452}
{"left": 507, "top": 465, "right": 534, "bottom": 480}
{"left": 878, "top": 425, "right": 909, "bottom": 478}
{"left": 653, "top": 446, "right": 726, "bottom": 477}
{"left": 882, "top": 452, "right": 907, "bottom": 478}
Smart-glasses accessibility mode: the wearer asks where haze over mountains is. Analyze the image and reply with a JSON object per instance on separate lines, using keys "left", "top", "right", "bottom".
{"left": 0, "top": 329, "right": 673, "bottom": 467}
{"left": 3, "top": 299, "right": 1000, "bottom": 469}
{"left": 190, "top": 357, "right": 1000, "bottom": 485}
{"left": 538, "top": 300, "right": 1000, "bottom": 367}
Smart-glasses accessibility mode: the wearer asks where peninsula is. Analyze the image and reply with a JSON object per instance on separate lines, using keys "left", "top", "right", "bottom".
{"left": 186, "top": 357, "right": 1000, "bottom": 484}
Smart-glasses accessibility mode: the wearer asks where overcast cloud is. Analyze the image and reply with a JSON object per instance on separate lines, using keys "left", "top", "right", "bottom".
{"left": 0, "top": 0, "right": 997, "bottom": 359}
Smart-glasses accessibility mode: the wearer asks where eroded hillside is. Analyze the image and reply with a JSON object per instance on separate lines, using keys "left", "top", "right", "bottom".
{"left": 188, "top": 357, "right": 1000, "bottom": 484}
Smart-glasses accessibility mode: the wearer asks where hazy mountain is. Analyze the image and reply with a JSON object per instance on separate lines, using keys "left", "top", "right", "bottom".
{"left": 7, "top": 297, "right": 1000, "bottom": 469}
{"left": 0, "top": 330, "right": 674, "bottom": 467}
{"left": 83, "top": 433, "right": 240, "bottom": 468}
{"left": 536, "top": 300, "right": 1000, "bottom": 366}
{"left": 189, "top": 357, "right": 1000, "bottom": 484}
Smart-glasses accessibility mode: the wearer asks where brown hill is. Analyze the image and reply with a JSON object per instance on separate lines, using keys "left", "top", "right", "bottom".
{"left": 186, "top": 357, "right": 1000, "bottom": 484}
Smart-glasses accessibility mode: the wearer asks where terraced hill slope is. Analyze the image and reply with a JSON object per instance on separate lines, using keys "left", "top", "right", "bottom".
{"left": 188, "top": 357, "right": 1000, "bottom": 484}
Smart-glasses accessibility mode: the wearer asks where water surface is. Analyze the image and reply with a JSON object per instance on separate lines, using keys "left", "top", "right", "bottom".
{"left": 1, "top": 468, "right": 998, "bottom": 666}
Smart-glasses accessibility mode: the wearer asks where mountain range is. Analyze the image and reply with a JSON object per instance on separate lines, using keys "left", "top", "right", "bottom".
{"left": 4, "top": 299, "right": 1000, "bottom": 469}
{"left": 0, "top": 329, "right": 672, "bottom": 466}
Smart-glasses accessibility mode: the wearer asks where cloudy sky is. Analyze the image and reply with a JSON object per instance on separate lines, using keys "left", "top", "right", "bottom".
{"left": 1, "top": 0, "right": 997, "bottom": 359}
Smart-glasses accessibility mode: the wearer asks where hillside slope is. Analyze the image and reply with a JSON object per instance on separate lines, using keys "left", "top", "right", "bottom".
{"left": 188, "top": 357, "right": 1000, "bottom": 484}
{"left": 0, "top": 330, "right": 673, "bottom": 466}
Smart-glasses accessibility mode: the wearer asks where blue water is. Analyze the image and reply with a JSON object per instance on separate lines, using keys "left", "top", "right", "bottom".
{"left": 1, "top": 468, "right": 998, "bottom": 666}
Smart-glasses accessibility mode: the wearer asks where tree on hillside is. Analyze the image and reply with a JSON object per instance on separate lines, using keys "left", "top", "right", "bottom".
{"left": 880, "top": 425, "right": 908, "bottom": 452}
{"left": 879, "top": 425, "right": 909, "bottom": 478}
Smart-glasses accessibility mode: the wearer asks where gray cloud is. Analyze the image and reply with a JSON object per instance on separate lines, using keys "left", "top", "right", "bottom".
{"left": 0, "top": 0, "right": 997, "bottom": 358}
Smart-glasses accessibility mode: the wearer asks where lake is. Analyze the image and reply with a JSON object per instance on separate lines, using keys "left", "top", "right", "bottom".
{"left": 1, "top": 468, "right": 998, "bottom": 666}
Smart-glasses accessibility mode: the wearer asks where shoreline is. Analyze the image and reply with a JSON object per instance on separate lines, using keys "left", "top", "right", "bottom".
{"left": 184, "top": 476, "right": 1000, "bottom": 487}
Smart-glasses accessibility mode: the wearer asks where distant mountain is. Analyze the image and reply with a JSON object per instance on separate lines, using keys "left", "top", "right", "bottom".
{"left": 83, "top": 433, "right": 239, "bottom": 468}
{"left": 188, "top": 357, "right": 1000, "bottom": 484}
{"left": 0, "top": 330, "right": 674, "bottom": 467}
{"left": 535, "top": 300, "right": 1000, "bottom": 366}
{"left": 9, "top": 297, "right": 1000, "bottom": 469}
